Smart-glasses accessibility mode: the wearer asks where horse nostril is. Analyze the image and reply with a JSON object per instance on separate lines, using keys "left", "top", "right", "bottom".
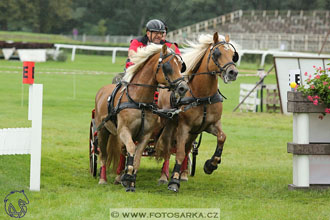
{"left": 229, "top": 70, "right": 238, "bottom": 77}
{"left": 178, "top": 86, "right": 186, "bottom": 94}
{"left": 177, "top": 83, "right": 188, "bottom": 96}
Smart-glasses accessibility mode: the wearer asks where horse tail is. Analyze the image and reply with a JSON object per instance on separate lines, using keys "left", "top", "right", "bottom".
{"left": 106, "top": 134, "right": 122, "bottom": 173}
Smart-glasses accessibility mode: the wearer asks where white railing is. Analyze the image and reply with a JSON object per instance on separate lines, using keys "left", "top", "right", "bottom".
{"left": 64, "top": 35, "right": 138, "bottom": 44}
{"left": 53, "top": 43, "right": 329, "bottom": 68}
{"left": 54, "top": 44, "right": 128, "bottom": 63}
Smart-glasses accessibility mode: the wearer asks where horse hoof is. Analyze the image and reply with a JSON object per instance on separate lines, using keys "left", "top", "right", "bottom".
{"left": 168, "top": 184, "right": 179, "bottom": 192}
{"left": 114, "top": 175, "right": 121, "bottom": 185}
{"left": 125, "top": 186, "right": 136, "bottom": 192}
{"left": 180, "top": 171, "right": 189, "bottom": 182}
{"left": 129, "top": 186, "right": 136, "bottom": 192}
{"left": 158, "top": 179, "right": 168, "bottom": 185}
{"left": 98, "top": 179, "right": 107, "bottom": 184}
{"left": 203, "top": 159, "right": 217, "bottom": 175}
{"left": 121, "top": 181, "right": 128, "bottom": 188}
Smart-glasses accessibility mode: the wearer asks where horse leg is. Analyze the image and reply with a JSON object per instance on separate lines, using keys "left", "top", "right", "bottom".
{"left": 158, "top": 157, "right": 170, "bottom": 184}
{"left": 118, "top": 126, "right": 137, "bottom": 192}
{"left": 133, "top": 131, "right": 153, "bottom": 176}
{"left": 180, "top": 136, "right": 196, "bottom": 181}
{"left": 204, "top": 121, "right": 226, "bottom": 174}
{"left": 114, "top": 153, "right": 125, "bottom": 184}
{"left": 155, "top": 121, "right": 176, "bottom": 184}
{"left": 168, "top": 124, "right": 189, "bottom": 192}
{"left": 98, "top": 127, "right": 110, "bottom": 184}
{"left": 180, "top": 153, "right": 189, "bottom": 181}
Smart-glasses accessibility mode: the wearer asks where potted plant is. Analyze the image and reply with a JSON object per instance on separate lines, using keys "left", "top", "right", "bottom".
{"left": 297, "top": 65, "right": 330, "bottom": 117}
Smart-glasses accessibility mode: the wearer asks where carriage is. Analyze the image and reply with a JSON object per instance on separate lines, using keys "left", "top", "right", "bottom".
{"left": 87, "top": 33, "right": 239, "bottom": 192}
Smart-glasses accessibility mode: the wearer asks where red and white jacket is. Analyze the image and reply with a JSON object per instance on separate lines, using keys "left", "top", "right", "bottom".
{"left": 125, "top": 35, "right": 181, "bottom": 69}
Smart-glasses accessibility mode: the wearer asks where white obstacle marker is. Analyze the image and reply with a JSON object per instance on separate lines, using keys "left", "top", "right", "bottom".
{"left": 0, "top": 63, "right": 43, "bottom": 191}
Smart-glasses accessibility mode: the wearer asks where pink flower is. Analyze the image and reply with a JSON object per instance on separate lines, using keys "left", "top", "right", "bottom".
{"left": 304, "top": 72, "right": 308, "bottom": 76}
{"left": 313, "top": 65, "right": 316, "bottom": 68}
{"left": 328, "top": 67, "right": 330, "bottom": 71}
{"left": 313, "top": 95, "right": 319, "bottom": 99}
{"left": 315, "top": 75, "right": 320, "bottom": 79}
{"left": 310, "top": 85, "right": 315, "bottom": 89}
{"left": 309, "top": 75, "right": 312, "bottom": 79}
{"left": 328, "top": 86, "right": 330, "bottom": 89}
{"left": 318, "top": 67, "right": 322, "bottom": 70}
{"left": 307, "top": 96, "right": 313, "bottom": 101}
{"left": 313, "top": 99, "right": 318, "bottom": 105}
{"left": 325, "top": 108, "right": 330, "bottom": 114}
{"left": 323, "top": 81, "right": 329, "bottom": 85}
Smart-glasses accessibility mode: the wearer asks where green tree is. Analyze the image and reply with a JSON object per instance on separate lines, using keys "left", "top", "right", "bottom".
{"left": 0, "top": 0, "right": 20, "bottom": 30}
{"left": 97, "top": 19, "right": 107, "bottom": 36}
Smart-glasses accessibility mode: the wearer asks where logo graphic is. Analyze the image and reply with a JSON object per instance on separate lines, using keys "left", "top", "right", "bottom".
{"left": 4, "top": 190, "right": 29, "bottom": 218}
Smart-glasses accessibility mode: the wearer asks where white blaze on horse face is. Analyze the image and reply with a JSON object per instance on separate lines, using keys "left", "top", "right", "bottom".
{"left": 174, "top": 59, "right": 178, "bottom": 66}
{"left": 223, "top": 44, "right": 230, "bottom": 51}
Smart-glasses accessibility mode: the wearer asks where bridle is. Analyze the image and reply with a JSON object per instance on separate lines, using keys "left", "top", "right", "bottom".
{"left": 155, "top": 49, "right": 185, "bottom": 91}
{"left": 190, "top": 41, "right": 238, "bottom": 79}
{"left": 207, "top": 41, "right": 238, "bottom": 73}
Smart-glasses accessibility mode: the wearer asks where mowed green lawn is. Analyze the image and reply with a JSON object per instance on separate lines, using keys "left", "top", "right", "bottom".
{"left": 1, "top": 55, "right": 330, "bottom": 220}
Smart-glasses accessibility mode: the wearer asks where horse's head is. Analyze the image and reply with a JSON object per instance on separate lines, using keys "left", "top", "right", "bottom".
{"left": 155, "top": 44, "right": 188, "bottom": 98}
{"left": 206, "top": 32, "right": 239, "bottom": 83}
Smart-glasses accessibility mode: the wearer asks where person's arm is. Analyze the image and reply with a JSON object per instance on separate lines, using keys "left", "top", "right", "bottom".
{"left": 126, "top": 39, "right": 140, "bottom": 68}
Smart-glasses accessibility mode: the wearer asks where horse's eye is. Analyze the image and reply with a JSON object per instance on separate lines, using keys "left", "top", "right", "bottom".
{"left": 162, "top": 62, "right": 173, "bottom": 74}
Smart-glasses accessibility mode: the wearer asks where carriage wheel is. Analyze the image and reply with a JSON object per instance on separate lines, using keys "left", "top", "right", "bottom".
{"left": 89, "top": 121, "right": 98, "bottom": 177}
{"left": 190, "top": 152, "right": 197, "bottom": 176}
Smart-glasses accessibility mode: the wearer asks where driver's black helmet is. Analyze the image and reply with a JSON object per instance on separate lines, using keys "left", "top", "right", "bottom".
{"left": 146, "top": 19, "right": 166, "bottom": 33}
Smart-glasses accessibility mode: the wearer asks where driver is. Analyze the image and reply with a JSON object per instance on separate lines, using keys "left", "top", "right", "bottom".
{"left": 125, "top": 19, "right": 181, "bottom": 69}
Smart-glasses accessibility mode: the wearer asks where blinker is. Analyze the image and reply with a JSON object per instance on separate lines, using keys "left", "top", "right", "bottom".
{"left": 212, "top": 48, "right": 221, "bottom": 60}
{"left": 181, "top": 62, "right": 186, "bottom": 73}
{"left": 233, "top": 52, "right": 239, "bottom": 63}
{"left": 162, "top": 62, "right": 173, "bottom": 75}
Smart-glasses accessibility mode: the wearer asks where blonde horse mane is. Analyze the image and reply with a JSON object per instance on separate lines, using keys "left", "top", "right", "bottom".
{"left": 182, "top": 33, "right": 237, "bottom": 75}
{"left": 123, "top": 44, "right": 165, "bottom": 82}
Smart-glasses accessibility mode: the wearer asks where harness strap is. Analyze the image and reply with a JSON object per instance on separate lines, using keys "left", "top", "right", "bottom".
{"left": 176, "top": 91, "right": 223, "bottom": 112}
{"left": 190, "top": 103, "right": 207, "bottom": 135}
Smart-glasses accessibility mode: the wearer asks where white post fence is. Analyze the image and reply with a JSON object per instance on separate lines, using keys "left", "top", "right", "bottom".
{"left": 0, "top": 84, "right": 43, "bottom": 191}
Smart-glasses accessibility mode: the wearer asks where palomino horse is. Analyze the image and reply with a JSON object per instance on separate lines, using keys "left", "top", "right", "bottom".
{"left": 94, "top": 44, "right": 188, "bottom": 192}
{"left": 156, "top": 32, "right": 239, "bottom": 192}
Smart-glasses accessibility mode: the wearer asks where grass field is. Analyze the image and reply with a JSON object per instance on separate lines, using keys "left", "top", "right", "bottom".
{"left": 1, "top": 55, "right": 330, "bottom": 220}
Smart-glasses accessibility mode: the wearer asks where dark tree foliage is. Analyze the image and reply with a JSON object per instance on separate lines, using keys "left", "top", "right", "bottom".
{"left": 1, "top": 0, "right": 328, "bottom": 34}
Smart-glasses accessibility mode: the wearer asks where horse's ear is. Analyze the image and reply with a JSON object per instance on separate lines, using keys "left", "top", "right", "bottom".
{"left": 213, "top": 32, "right": 219, "bottom": 43}
{"left": 162, "top": 44, "right": 167, "bottom": 55}
{"left": 225, "top": 34, "right": 230, "bottom": 43}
